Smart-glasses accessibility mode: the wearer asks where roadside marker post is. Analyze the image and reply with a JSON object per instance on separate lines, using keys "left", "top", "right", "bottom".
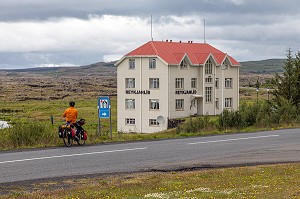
{"left": 98, "top": 96, "right": 112, "bottom": 139}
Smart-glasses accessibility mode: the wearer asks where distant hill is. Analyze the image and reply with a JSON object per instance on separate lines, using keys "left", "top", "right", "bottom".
{"left": 0, "top": 59, "right": 287, "bottom": 75}
{"left": 1, "top": 61, "right": 116, "bottom": 76}
{"left": 240, "top": 59, "right": 285, "bottom": 74}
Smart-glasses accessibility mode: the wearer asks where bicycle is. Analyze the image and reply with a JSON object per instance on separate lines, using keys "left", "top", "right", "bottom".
{"left": 58, "top": 119, "right": 87, "bottom": 147}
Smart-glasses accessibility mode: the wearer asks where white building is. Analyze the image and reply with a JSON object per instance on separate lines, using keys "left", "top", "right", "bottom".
{"left": 115, "top": 40, "right": 240, "bottom": 133}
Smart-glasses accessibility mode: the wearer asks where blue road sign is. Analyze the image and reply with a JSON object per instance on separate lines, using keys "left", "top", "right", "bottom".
{"left": 98, "top": 97, "right": 110, "bottom": 118}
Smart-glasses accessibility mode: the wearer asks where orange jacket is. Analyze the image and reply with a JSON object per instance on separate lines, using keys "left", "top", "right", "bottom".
{"left": 63, "top": 107, "right": 78, "bottom": 124}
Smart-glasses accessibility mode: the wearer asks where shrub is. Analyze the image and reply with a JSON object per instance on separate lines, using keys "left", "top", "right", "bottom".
{"left": 7, "top": 121, "right": 52, "bottom": 148}
{"left": 176, "top": 115, "right": 210, "bottom": 134}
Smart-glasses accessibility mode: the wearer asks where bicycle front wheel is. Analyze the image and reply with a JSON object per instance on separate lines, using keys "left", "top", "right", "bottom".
{"left": 63, "top": 128, "right": 73, "bottom": 147}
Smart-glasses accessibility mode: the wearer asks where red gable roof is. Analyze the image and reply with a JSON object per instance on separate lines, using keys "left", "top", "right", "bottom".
{"left": 124, "top": 41, "right": 240, "bottom": 66}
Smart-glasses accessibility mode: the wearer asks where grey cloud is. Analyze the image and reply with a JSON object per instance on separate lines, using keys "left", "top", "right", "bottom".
{"left": 0, "top": 0, "right": 299, "bottom": 21}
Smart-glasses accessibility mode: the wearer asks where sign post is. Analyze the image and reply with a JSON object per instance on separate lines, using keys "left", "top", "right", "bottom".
{"left": 98, "top": 96, "right": 112, "bottom": 139}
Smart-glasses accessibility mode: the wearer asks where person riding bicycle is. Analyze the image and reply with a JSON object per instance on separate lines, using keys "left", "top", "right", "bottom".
{"left": 63, "top": 101, "right": 78, "bottom": 124}
{"left": 63, "top": 101, "right": 81, "bottom": 140}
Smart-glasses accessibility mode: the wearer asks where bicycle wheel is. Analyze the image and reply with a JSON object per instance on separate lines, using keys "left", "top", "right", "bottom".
{"left": 63, "top": 128, "right": 73, "bottom": 147}
{"left": 76, "top": 130, "right": 86, "bottom": 146}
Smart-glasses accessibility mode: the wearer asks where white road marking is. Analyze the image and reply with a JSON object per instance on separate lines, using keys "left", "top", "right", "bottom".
{"left": 0, "top": 147, "right": 148, "bottom": 164}
{"left": 188, "top": 135, "right": 280, "bottom": 145}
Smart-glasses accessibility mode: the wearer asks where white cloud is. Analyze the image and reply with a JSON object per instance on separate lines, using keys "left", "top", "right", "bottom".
{"left": 1, "top": 0, "right": 300, "bottom": 69}
{"left": 228, "top": 0, "right": 245, "bottom": 5}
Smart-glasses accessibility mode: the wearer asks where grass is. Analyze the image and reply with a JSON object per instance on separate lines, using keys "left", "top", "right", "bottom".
{"left": 0, "top": 97, "right": 248, "bottom": 150}
{"left": 0, "top": 93, "right": 299, "bottom": 150}
{"left": 0, "top": 163, "right": 299, "bottom": 198}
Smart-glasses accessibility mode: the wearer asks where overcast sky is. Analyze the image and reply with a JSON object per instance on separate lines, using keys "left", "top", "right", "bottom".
{"left": 0, "top": 0, "right": 300, "bottom": 69}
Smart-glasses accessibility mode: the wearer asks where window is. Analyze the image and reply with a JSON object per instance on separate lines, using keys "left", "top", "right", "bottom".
{"left": 225, "top": 78, "right": 232, "bottom": 88}
{"left": 125, "top": 78, "right": 135, "bottom": 88}
{"left": 149, "top": 78, "right": 159, "bottom": 89}
{"left": 176, "top": 99, "right": 184, "bottom": 110}
{"left": 129, "top": 59, "right": 135, "bottom": 69}
{"left": 175, "top": 78, "right": 184, "bottom": 89}
{"left": 149, "top": 99, "right": 159, "bottom": 110}
{"left": 125, "top": 99, "right": 135, "bottom": 109}
{"left": 205, "top": 59, "right": 213, "bottom": 74}
{"left": 180, "top": 60, "right": 188, "bottom": 69}
{"left": 149, "top": 119, "right": 158, "bottom": 126}
{"left": 223, "top": 61, "right": 229, "bottom": 69}
{"left": 205, "top": 77, "right": 212, "bottom": 83}
{"left": 225, "top": 98, "right": 233, "bottom": 108}
{"left": 216, "top": 98, "right": 219, "bottom": 109}
{"left": 205, "top": 87, "right": 212, "bottom": 102}
{"left": 149, "top": 58, "right": 156, "bottom": 69}
{"left": 125, "top": 118, "right": 135, "bottom": 125}
{"left": 191, "top": 78, "right": 197, "bottom": 88}
{"left": 215, "top": 78, "right": 219, "bottom": 89}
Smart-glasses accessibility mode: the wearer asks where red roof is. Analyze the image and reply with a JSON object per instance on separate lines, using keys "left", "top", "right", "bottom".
{"left": 124, "top": 41, "right": 240, "bottom": 66}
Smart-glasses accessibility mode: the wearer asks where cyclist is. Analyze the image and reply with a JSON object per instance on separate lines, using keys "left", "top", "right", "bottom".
{"left": 63, "top": 101, "right": 80, "bottom": 140}
{"left": 63, "top": 101, "right": 78, "bottom": 124}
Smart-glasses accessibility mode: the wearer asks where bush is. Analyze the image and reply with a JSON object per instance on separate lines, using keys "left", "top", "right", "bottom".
{"left": 7, "top": 121, "right": 52, "bottom": 148}
{"left": 217, "top": 102, "right": 263, "bottom": 130}
{"left": 176, "top": 115, "right": 210, "bottom": 134}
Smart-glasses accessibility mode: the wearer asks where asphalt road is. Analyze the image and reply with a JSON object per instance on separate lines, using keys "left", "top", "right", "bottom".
{"left": 0, "top": 129, "right": 299, "bottom": 183}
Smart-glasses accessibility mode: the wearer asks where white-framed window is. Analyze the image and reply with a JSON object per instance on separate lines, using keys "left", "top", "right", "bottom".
{"left": 216, "top": 98, "right": 219, "bottom": 109}
{"left": 149, "top": 58, "right": 156, "bottom": 69}
{"left": 191, "top": 78, "right": 197, "bottom": 88}
{"left": 149, "top": 99, "right": 159, "bottom": 110}
{"left": 125, "top": 99, "right": 135, "bottom": 109}
{"left": 205, "top": 77, "right": 212, "bottom": 83}
{"left": 215, "top": 78, "right": 219, "bottom": 89}
{"left": 223, "top": 60, "right": 229, "bottom": 69}
{"left": 225, "top": 78, "right": 232, "bottom": 88}
{"left": 175, "top": 78, "right": 184, "bottom": 89}
{"left": 225, "top": 98, "right": 233, "bottom": 108}
{"left": 149, "top": 119, "right": 158, "bottom": 126}
{"left": 125, "top": 78, "right": 135, "bottom": 88}
{"left": 176, "top": 99, "right": 184, "bottom": 110}
{"left": 205, "top": 59, "right": 213, "bottom": 74}
{"left": 180, "top": 60, "right": 188, "bottom": 69}
{"left": 149, "top": 78, "right": 159, "bottom": 89}
{"left": 129, "top": 59, "right": 135, "bottom": 69}
{"left": 205, "top": 87, "right": 212, "bottom": 102}
{"left": 125, "top": 118, "right": 135, "bottom": 125}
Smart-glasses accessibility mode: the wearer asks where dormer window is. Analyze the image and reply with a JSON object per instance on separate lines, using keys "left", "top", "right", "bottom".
{"left": 205, "top": 59, "right": 213, "bottom": 74}
{"left": 180, "top": 60, "right": 188, "bottom": 70}
{"left": 223, "top": 60, "right": 229, "bottom": 70}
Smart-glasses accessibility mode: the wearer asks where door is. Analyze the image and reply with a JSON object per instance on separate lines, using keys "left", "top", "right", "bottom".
{"left": 197, "top": 98, "right": 203, "bottom": 115}
{"left": 191, "top": 99, "right": 197, "bottom": 115}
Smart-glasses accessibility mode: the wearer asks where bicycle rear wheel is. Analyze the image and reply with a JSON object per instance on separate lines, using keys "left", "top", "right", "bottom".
{"left": 63, "top": 128, "right": 73, "bottom": 147}
{"left": 76, "top": 131, "right": 86, "bottom": 146}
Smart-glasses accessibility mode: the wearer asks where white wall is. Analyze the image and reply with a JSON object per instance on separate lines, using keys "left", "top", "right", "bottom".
{"left": 117, "top": 56, "right": 239, "bottom": 133}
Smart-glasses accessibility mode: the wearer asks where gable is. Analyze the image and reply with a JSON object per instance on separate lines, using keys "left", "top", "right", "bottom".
{"left": 115, "top": 41, "right": 240, "bottom": 67}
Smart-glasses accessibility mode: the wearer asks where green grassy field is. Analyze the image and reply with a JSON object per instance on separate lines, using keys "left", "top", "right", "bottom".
{"left": 0, "top": 88, "right": 295, "bottom": 150}
{"left": 1, "top": 163, "right": 299, "bottom": 199}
